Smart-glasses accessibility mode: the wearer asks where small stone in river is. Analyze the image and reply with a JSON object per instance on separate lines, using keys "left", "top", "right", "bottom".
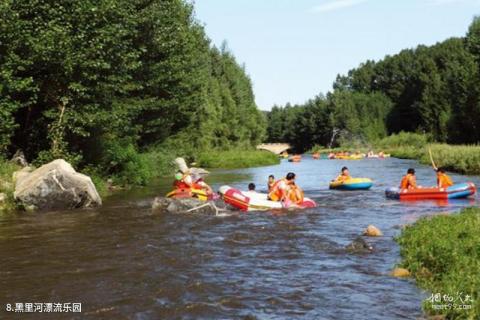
{"left": 391, "top": 267, "right": 410, "bottom": 278}
{"left": 363, "top": 225, "right": 383, "bottom": 237}
{"left": 345, "top": 236, "right": 373, "bottom": 253}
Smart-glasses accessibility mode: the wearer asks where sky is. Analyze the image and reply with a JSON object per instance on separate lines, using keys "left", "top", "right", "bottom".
{"left": 194, "top": 0, "right": 480, "bottom": 110}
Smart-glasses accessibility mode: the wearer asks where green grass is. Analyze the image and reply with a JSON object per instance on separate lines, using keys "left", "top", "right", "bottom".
{"left": 196, "top": 149, "right": 280, "bottom": 169}
{"left": 0, "top": 158, "right": 20, "bottom": 212}
{"left": 396, "top": 208, "right": 480, "bottom": 319}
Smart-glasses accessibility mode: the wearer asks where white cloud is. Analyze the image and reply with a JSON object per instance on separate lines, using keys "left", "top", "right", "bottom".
{"left": 311, "top": 0, "right": 367, "bottom": 13}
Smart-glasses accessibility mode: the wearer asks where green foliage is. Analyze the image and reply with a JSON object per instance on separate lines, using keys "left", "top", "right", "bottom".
{"left": 196, "top": 150, "right": 279, "bottom": 169}
{"left": 0, "top": 158, "right": 19, "bottom": 212}
{"left": 0, "top": 0, "right": 266, "bottom": 186}
{"left": 419, "top": 144, "right": 480, "bottom": 175}
{"left": 396, "top": 208, "right": 480, "bottom": 319}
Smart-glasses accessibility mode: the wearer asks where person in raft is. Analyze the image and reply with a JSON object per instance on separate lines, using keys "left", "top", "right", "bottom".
{"left": 174, "top": 170, "right": 213, "bottom": 195}
{"left": 267, "top": 175, "right": 275, "bottom": 192}
{"left": 268, "top": 172, "right": 304, "bottom": 204}
{"left": 400, "top": 168, "right": 417, "bottom": 190}
{"left": 436, "top": 167, "right": 453, "bottom": 188}
{"left": 334, "top": 167, "right": 351, "bottom": 182}
{"left": 248, "top": 183, "right": 256, "bottom": 192}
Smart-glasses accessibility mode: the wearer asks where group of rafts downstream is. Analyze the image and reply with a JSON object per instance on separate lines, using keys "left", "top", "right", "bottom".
{"left": 166, "top": 153, "right": 476, "bottom": 212}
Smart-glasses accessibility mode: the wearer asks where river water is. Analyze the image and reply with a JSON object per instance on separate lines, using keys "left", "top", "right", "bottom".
{"left": 1, "top": 157, "right": 478, "bottom": 319}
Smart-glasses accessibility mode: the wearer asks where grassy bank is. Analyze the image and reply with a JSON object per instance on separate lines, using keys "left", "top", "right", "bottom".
{"left": 312, "top": 133, "right": 480, "bottom": 175}
{"left": 0, "top": 158, "right": 19, "bottom": 212}
{"left": 396, "top": 208, "right": 480, "bottom": 319}
{"left": 196, "top": 149, "right": 279, "bottom": 169}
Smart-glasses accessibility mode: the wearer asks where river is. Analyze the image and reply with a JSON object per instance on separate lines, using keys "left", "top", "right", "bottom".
{"left": 1, "top": 157, "right": 479, "bottom": 319}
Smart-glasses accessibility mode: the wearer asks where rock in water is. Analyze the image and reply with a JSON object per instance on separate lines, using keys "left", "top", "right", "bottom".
{"left": 14, "top": 159, "right": 102, "bottom": 211}
{"left": 363, "top": 225, "right": 383, "bottom": 237}
{"left": 152, "top": 197, "right": 218, "bottom": 215}
{"left": 391, "top": 267, "right": 410, "bottom": 278}
{"left": 345, "top": 236, "right": 373, "bottom": 253}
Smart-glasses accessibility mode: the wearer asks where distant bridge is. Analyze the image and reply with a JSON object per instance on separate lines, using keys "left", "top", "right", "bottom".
{"left": 256, "top": 143, "right": 291, "bottom": 154}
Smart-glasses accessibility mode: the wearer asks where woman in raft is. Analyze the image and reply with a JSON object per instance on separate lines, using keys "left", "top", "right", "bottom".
{"left": 334, "top": 167, "right": 351, "bottom": 182}
{"left": 268, "top": 172, "right": 304, "bottom": 204}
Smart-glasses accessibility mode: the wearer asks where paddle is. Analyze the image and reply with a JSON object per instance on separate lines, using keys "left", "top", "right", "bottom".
{"left": 428, "top": 147, "right": 438, "bottom": 171}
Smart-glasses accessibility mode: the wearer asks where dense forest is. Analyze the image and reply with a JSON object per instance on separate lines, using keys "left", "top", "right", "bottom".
{"left": 267, "top": 17, "right": 480, "bottom": 152}
{"left": 0, "top": 0, "right": 266, "bottom": 183}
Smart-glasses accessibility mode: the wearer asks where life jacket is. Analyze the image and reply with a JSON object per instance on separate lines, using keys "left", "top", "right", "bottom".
{"left": 400, "top": 174, "right": 416, "bottom": 190}
{"left": 174, "top": 173, "right": 202, "bottom": 190}
{"left": 268, "top": 179, "right": 290, "bottom": 202}
{"left": 437, "top": 173, "right": 453, "bottom": 188}
{"left": 336, "top": 174, "right": 351, "bottom": 182}
{"left": 288, "top": 185, "right": 304, "bottom": 204}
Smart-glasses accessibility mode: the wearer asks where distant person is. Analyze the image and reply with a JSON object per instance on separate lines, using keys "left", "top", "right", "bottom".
{"left": 248, "top": 183, "right": 256, "bottom": 191}
{"left": 334, "top": 167, "right": 351, "bottom": 182}
{"left": 268, "top": 172, "right": 296, "bottom": 202}
{"left": 436, "top": 167, "right": 453, "bottom": 188}
{"left": 268, "top": 175, "right": 275, "bottom": 192}
{"left": 400, "top": 168, "right": 417, "bottom": 190}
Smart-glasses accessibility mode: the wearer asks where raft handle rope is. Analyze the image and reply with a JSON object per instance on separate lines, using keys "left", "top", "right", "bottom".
{"left": 185, "top": 202, "right": 229, "bottom": 216}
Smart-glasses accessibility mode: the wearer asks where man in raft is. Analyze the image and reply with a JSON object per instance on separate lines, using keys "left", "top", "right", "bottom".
{"left": 334, "top": 167, "right": 351, "bottom": 182}
{"left": 268, "top": 172, "right": 304, "bottom": 205}
{"left": 436, "top": 167, "right": 453, "bottom": 188}
{"left": 400, "top": 168, "right": 417, "bottom": 190}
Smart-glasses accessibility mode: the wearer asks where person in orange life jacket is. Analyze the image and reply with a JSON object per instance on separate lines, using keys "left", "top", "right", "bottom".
{"left": 400, "top": 168, "right": 417, "bottom": 190}
{"left": 192, "top": 174, "right": 213, "bottom": 195}
{"left": 436, "top": 167, "right": 453, "bottom": 188}
{"left": 173, "top": 170, "right": 212, "bottom": 195}
{"left": 334, "top": 167, "right": 351, "bottom": 182}
{"left": 268, "top": 172, "right": 297, "bottom": 202}
{"left": 267, "top": 175, "right": 275, "bottom": 192}
{"left": 287, "top": 181, "right": 304, "bottom": 204}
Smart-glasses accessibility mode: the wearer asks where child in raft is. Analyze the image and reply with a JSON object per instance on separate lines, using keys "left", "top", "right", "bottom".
{"left": 267, "top": 175, "right": 275, "bottom": 193}
{"left": 334, "top": 167, "right": 351, "bottom": 182}
{"left": 435, "top": 167, "right": 454, "bottom": 188}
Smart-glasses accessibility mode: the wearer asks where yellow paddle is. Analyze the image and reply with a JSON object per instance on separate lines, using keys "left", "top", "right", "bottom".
{"left": 428, "top": 147, "right": 438, "bottom": 171}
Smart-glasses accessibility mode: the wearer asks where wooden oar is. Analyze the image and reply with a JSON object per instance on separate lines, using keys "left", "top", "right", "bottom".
{"left": 428, "top": 147, "right": 438, "bottom": 171}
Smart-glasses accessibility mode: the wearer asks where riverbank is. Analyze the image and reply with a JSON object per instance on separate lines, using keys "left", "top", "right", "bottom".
{"left": 196, "top": 149, "right": 279, "bottom": 169}
{"left": 312, "top": 132, "right": 480, "bottom": 175}
{"left": 396, "top": 207, "right": 480, "bottom": 319}
{"left": 0, "top": 149, "right": 279, "bottom": 213}
{"left": 0, "top": 158, "right": 18, "bottom": 212}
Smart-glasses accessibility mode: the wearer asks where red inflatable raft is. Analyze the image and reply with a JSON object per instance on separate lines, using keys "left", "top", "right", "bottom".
{"left": 385, "top": 182, "right": 476, "bottom": 200}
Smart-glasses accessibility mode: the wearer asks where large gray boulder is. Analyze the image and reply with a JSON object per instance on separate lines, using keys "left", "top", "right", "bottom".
{"left": 14, "top": 159, "right": 102, "bottom": 211}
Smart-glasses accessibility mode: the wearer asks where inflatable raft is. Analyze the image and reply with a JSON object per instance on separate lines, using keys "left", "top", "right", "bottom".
{"left": 329, "top": 178, "right": 373, "bottom": 190}
{"left": 218, "top": 185, "right": 316, "bottom": 212}
{"left": 166, "top": 188, "right": 215, "bottom": 201}
{"left": 385, "top": 182, "right": 476, "bottom": 200}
